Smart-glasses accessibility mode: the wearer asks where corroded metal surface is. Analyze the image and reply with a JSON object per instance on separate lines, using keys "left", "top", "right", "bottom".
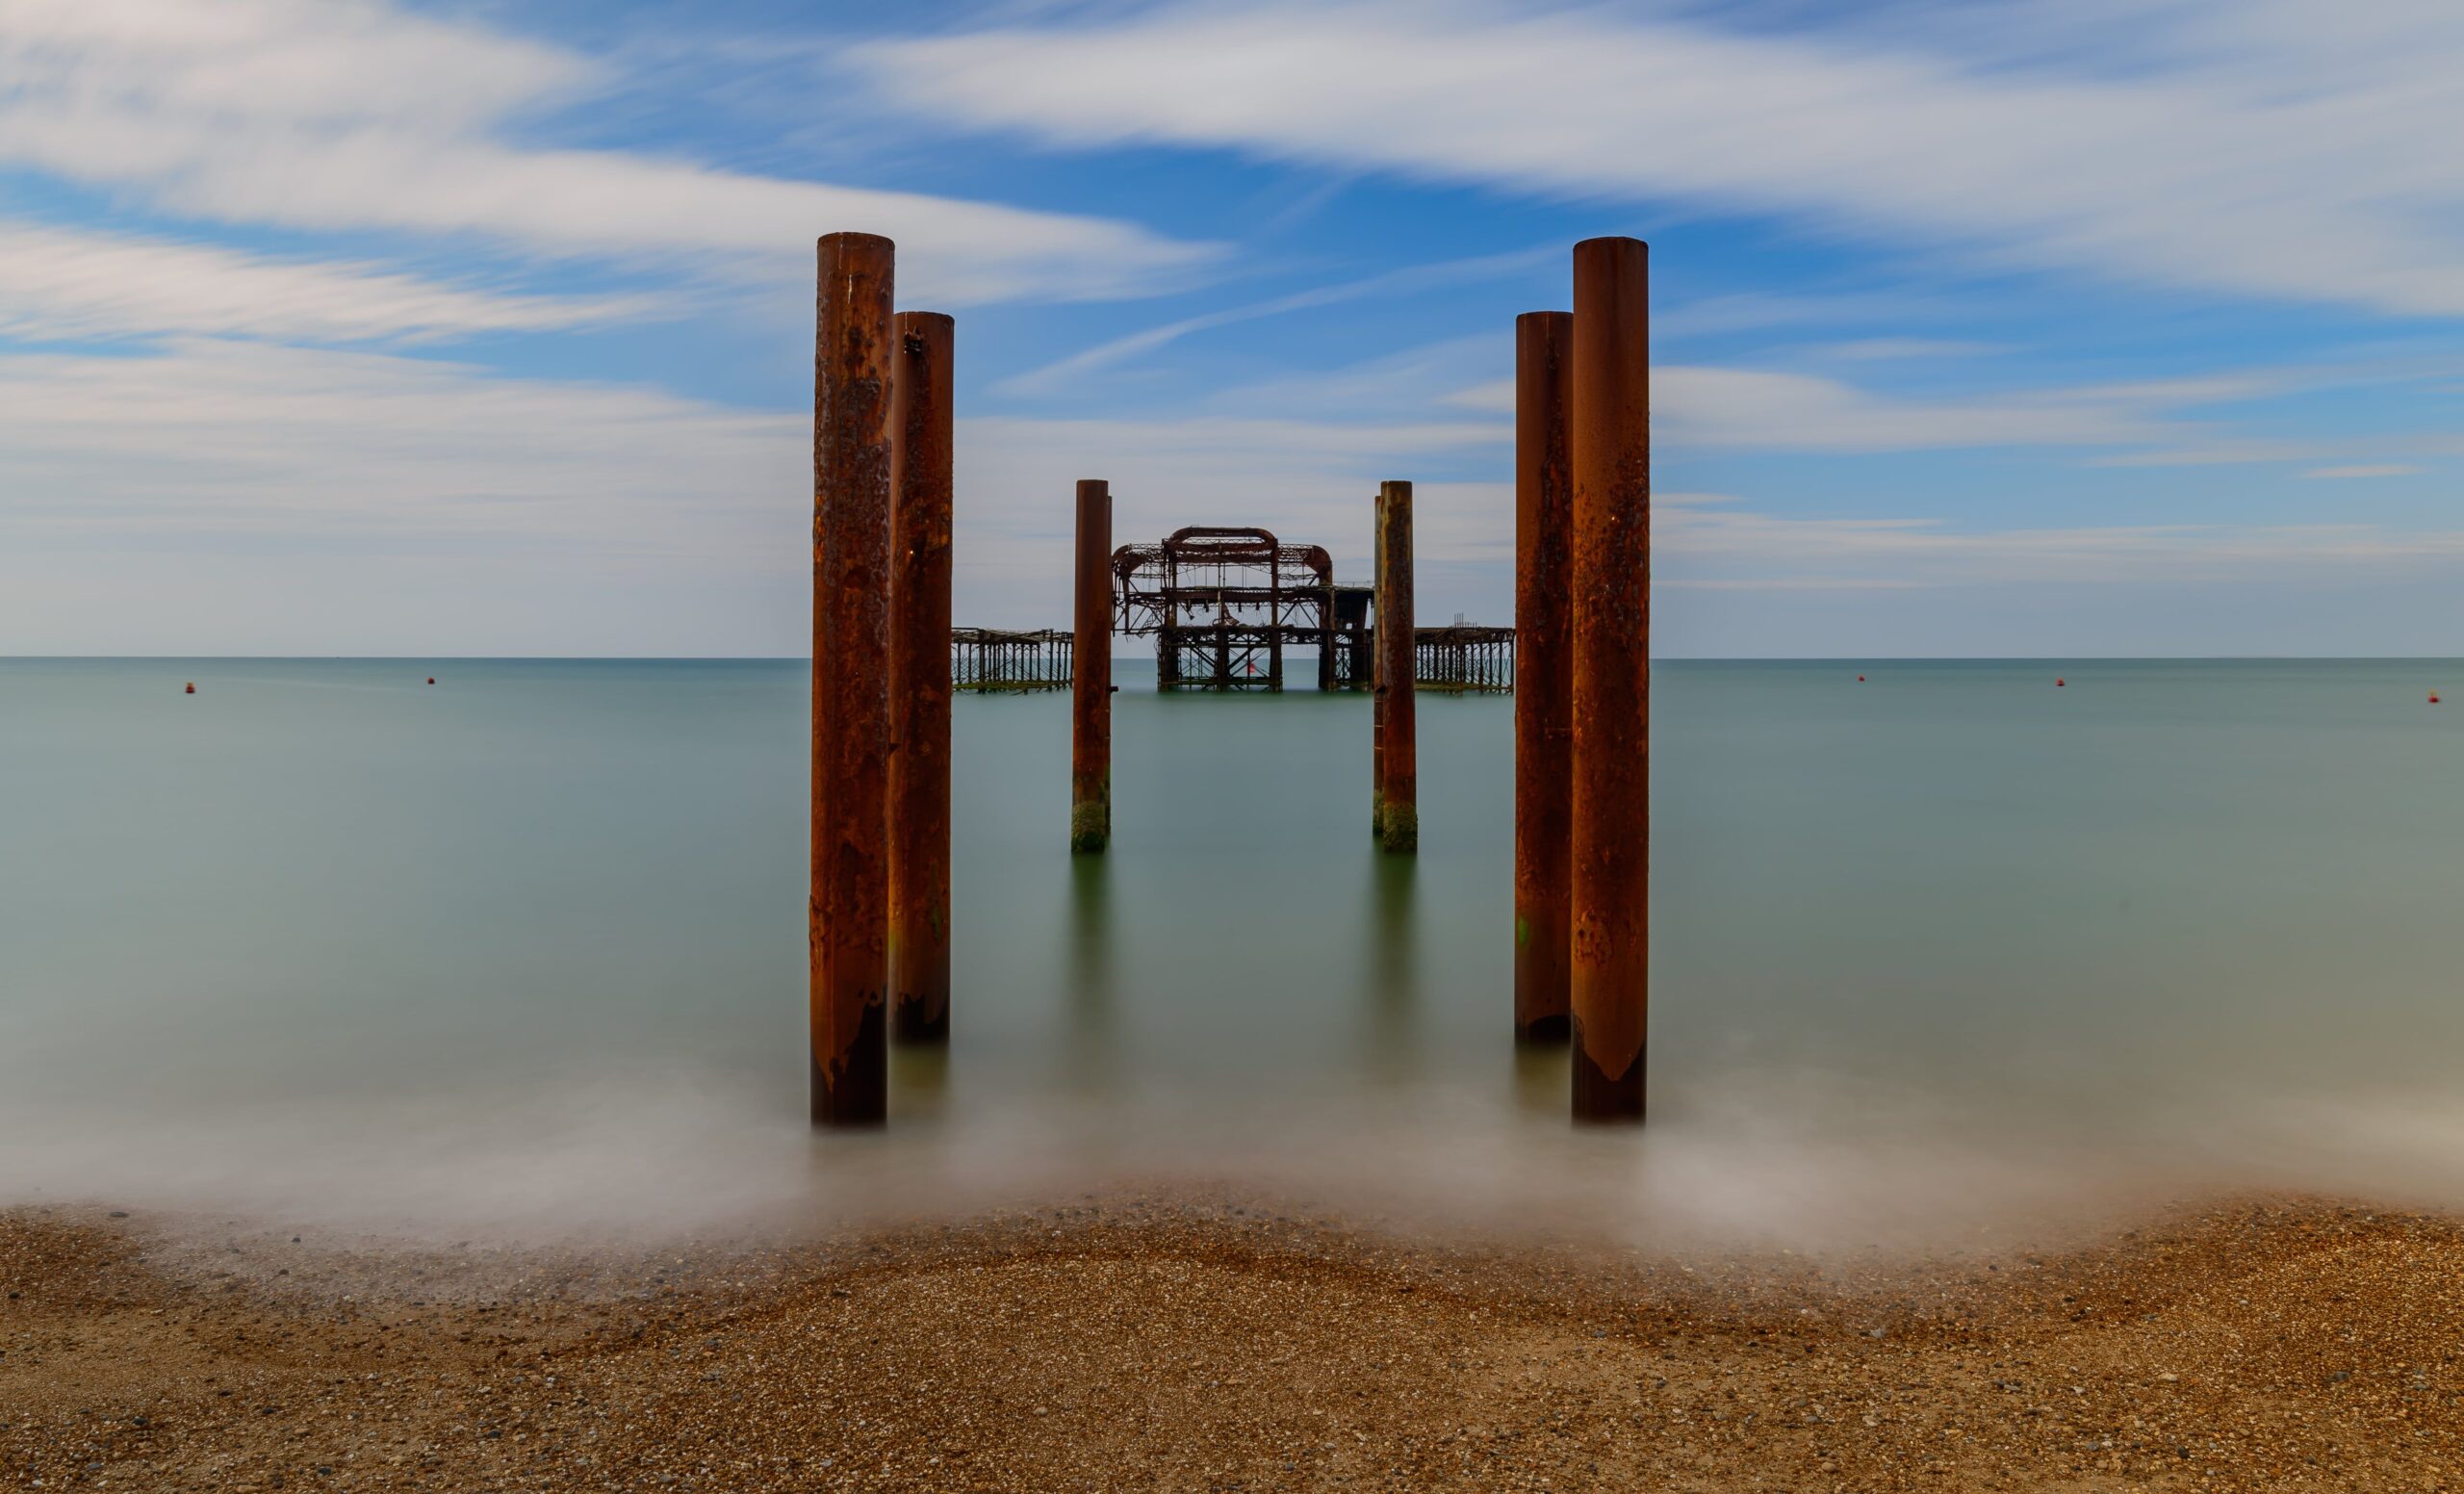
{"left": 1515, "top": 310, "right": 1575, "bottom": 1044}
{"left": 1110, "top": 527, "right": 1338, "bottom": 691}
{"left": 889, "top": 311, "right": 954, "bottom": 1046}
{"left": 811, "top": 232, "right": 895, "bottom": 1126}
{"left": 1373, "top": 481, "right": 1417, "bottom": 853}
{"left": 1569, "top": 238, "right": 1650, "bottom": 1121}
{"left": 1070, "top": 479, "right": 1112, "bottom": 853}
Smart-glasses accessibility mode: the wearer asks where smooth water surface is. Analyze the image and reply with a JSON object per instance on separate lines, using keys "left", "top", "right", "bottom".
{"left": 5, "top": 658, "right": 2461, "bottom": 1247}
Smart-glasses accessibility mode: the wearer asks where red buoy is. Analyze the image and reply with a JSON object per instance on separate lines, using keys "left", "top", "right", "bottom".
{"left": 426, "top": 677, "right": 436, "bottom": 684}
{"left": 1857, "top": 675, "right": 1865, "bottom": 683}
{"left": 183, "top": 683, "right": 194, "bottom": 695}
{"left": 2056, "top": 678, "right": 2066, "bottom": 687}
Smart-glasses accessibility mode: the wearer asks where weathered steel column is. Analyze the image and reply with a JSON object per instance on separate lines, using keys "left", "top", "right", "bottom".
{"left": 1371, "top": 514, "right": 1386, "bottom": 834}
{"left": 811, "top": 231, "right": 895, "bottom": 1127}
{"left": 1515, "top": 311, "right": 1576, "bottom": 1043}
{"left": 1373, "top": 480, "right": 1417, "bottom": 853}
{"left": 1070, "top": 479, "right": 1112, "bottom": 853}
{"left": 1569, "top": 237, "right": 1650, "bottom": 1122}
{"left": 888, "top": 311, "right": 954, "bottom": 1045}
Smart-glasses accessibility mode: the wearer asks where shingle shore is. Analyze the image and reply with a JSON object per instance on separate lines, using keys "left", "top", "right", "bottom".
{"left": 5, "top": 1195, "right": 2460, "bottom": 1491}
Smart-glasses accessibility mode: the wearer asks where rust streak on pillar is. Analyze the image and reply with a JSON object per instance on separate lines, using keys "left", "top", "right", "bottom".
{"left": 1514, "top": 311, "right": 1575, "bottom": 1044}
{"left": 1371, "top": 511, "right": 1386, "bottom": 836}
{"left": 811, "top": 231, "right": 895, "bottom": 1127}
{"left": 1569, "top": 237, "right": 1650, "bottom": 1122}
{"left": 1374, "top": 480, "right": 1417, "bottom": 853}
{"left": 1070, "top": 479, "right": 1112, "bottom": 853}
{"left": 889, "top": 311, "right": 954, "bottom": 1045}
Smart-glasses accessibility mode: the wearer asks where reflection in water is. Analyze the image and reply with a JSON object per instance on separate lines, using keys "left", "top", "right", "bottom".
{"left": 1512, "top": 1041, "right": 1568, "bottom": 1119}
{"left": 1361, "top": 851, "right": 1418, "bottom": 1082}
{"left": 890, "top": 1042, "right": 949, "bottom": 1124}
{"left": 1064, "top": 854, "right": 1116, "bottom": 1086}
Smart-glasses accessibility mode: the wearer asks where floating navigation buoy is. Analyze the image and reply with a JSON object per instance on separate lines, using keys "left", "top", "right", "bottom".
{"left": 1857, "top": 674, "right": 1866, "bottom": 682}
{"left": 183, "top": 683, "right": 194, "bottom": 695}
{"left": 426, "top": 677, "right": 436, "bottom": 684}
{"left": 2056, "top": 678, "right": 2066, "bottom": 687}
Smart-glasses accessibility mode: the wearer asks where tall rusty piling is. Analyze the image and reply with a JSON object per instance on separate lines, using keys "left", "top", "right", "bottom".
{"left": 1070, "top": 478, "right": 1112, "bottom": 853}
{"left": 1568, "top": 237, "right": 1650, "bottom": 1122}
{"left": 1514, "top": 311, "right": 1575, "bottom": 1044}
{"left": 888, "top": 311, "right": 954, "bottom": 1045}
{"left": 811, "top": 232, "right": 896, "bottom": 1126}
{"left": 1373, "top": 480, "right": 1417, "bottom": 853}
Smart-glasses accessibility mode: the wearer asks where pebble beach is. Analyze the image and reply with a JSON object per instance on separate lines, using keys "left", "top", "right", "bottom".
{"left": 8, "top": 1194, "right": 2462, "bottom": 1492}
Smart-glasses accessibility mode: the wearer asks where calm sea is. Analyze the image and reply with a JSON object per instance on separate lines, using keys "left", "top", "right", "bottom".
{"left": 4, "top": 657, "right": 2460, "bottom": 1248}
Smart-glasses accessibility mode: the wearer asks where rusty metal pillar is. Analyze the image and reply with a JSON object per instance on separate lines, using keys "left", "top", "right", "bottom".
{"left": 1569, "top": 237, "right": 1650, "bottom": 1122}
{"left": 811, "top": 231, "right": 895, "bottom": 1127}
{"left": 1371, "top": 512, "right": 1385, "bottom": 833}
{"left": 1070, "top": 478, "right": 1112, "bottom": 853}
{"left": 889, "top": 311, "right": 953, "bottom": 1045}
{"left": 1515, "top": 311, "right": 1575, "bottom": 1044}
{"left": 1374, "top": 480, "right": 1417, "bottom": 853}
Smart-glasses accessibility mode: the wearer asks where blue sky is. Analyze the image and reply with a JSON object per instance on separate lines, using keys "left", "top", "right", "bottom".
{"left": 2, "top": 0, "right": 2460, "bottom": 656}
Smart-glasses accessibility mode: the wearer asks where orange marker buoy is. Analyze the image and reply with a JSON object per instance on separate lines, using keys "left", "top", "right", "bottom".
{"left": 184, "top": 683, "right": 194, "bottom": 695}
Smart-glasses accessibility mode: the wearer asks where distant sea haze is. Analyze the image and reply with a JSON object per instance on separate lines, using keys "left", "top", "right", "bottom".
{"left": 3, "top": 657, "right": 2460, "bottom": 1249}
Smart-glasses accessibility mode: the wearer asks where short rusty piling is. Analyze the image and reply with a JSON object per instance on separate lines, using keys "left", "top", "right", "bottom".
{"left": 1568, "top": 237, "right": 1650, "bottom": 1122}
{"left": 810, "top": 231, "right": 895, "bottom": 1127}
{"left": 1514, "top": 310, "right": 1575, "bottom": 1044}
{"left": 1372, "top": 515, "right": 1387, "bottom": 834}
{"left": 888, "top": 311, "right": 953, "bottom": 1045}
{"left": 1070, "top": 478, "right": 1113, "bottom": 853}
{"left": 1373, "top": 480, "right": 1417, "bottom": 853}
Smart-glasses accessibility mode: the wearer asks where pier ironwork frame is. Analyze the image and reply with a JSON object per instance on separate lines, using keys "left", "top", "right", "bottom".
{"left": 951, "top": 628, "right": 1072, "bottom": 692}
{"left": 1414, "top": 626, "right": 1515, "bottom": 694}
{"left": 1112, "top": 527, "right": 1371, "bottom": 692}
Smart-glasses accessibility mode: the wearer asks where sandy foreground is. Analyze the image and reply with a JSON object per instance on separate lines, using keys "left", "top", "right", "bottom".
{"left": 5, "top": 1194, "right": 2462, "bottom": 1493}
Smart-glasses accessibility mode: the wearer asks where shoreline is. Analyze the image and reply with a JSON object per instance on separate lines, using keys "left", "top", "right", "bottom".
{"left": 8, "top": 1193, "right": 2462, "bottom": 1491}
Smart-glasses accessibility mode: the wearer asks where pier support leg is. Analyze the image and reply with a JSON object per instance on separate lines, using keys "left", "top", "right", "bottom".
{"left": 811, "top": 232, "right": 896, "bottom": 1127}
{"left": 1070, "top": 479, "right": 1112, "bottom": 853}
{"left": 889, "top": 311, "right": 953, "bottom": 1045}
{"left": 1374, "top": 480, "right": 1417, "bottom": 853}
{"left": 1569, "top": 237, "right": 1650, "bottom": 1122}
{"left": 1515, "top": 311, "right": 1575, "bottom": 1044}
{"left": 1372, "top": 517, "right": 1385, "bottom": 836}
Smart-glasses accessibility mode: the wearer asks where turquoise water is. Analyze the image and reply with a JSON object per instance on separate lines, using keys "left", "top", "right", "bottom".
{"left": 4, "top": 657, "right": 2461, "bottom": 1245}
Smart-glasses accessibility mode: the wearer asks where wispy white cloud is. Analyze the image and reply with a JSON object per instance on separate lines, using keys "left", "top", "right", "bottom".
{"left": 1816, "top": 339, "right": 2004, "bottom": 363}
{"left": 2090, "top": 440, "right": 2334, "bottom": 468}
{"left": 0, "top": 338, "right": 799, "bottom": 553}
{"left": 0, "top": 0, "right": 1218, "bottom": 306}
{"left": 2304, "top": 464, "right": 2423, "bottom": 479}
{"left": 0, "top": 220, "right": 655, "bottom": 343}
{"left": 859, "top": 0, "right": 2464, "bottom": 316}
{"left": 1444, "top": 364, "right": 2224, "bottom": 453}
{"left": 1656, "top": 502, "right": 2464, "bottom": 588}
{"left": 993, "top": 245, "right": 1556, "bottom": 397}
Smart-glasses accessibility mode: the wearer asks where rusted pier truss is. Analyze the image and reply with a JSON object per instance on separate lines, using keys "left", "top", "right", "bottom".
{"left": 951, "top": 628, "right": 1072, "bottom": 692}
{"left": 1415, "top": 626, "right": 1515, "bottom": 694}
{"left": 1112, "top": 528, "right": 1363, "bottom": 692}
